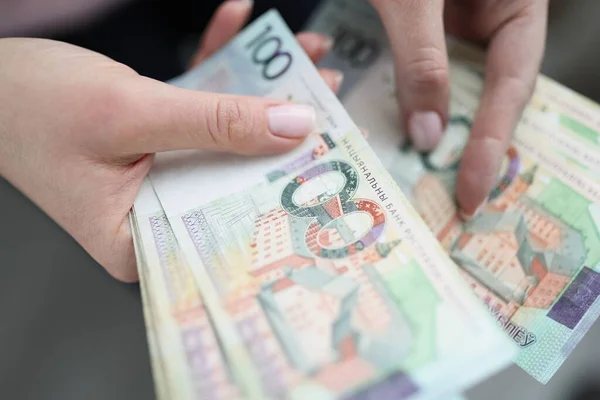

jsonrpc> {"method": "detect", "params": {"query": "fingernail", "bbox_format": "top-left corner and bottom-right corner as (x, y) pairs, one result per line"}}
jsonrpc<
(268, 105), (317, 138)
(409, 111), (443, 151)
(333, 70), (344, 92)
(229, 0), (253, 8)
(458, 199), (488, 223)
(321, 36), (334, 53)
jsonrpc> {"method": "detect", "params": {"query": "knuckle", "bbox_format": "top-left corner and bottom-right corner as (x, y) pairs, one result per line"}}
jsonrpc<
(404, 47), (449, 90)
(210, 98), (255, 145)
(94, 80), (131, 119)
(103, 258), (139, 283)
(86, 80), (133, 140)
(100, 221), (139, 283)
(497, 76), (535, 106)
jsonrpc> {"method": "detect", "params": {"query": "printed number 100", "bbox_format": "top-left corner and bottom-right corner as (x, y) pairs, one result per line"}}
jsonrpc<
(245, 24), (293, 80)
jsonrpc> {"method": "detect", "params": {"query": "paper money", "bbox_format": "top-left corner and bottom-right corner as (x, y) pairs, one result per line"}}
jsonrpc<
(307, 0), (600, 382)
(133, 204), (473, 400)
(148, 9), (516, 400)
(338, 47), (600, 383)
(131, 212), (171, 400)
(528, 76), (600, 179)
(304, 0), (387, 98)
(154, 127), (515, 400)
(133, 179), (243, 400)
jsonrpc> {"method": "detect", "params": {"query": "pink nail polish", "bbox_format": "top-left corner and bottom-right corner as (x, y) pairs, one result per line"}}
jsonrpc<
(268, 105), (316, 138)
(228, 0), (253, 8)
(409, 111), (443, 151)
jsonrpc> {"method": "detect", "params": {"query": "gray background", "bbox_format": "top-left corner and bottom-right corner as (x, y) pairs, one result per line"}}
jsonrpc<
(1, 0), (600, 399)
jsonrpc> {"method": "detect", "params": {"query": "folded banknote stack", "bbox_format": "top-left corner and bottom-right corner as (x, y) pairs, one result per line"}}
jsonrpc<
(130, 2), (600, 399)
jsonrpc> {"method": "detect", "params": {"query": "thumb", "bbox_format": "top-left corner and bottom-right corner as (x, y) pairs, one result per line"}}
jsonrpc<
(114, 77), (317, 156)
(371, 0), (449, 152)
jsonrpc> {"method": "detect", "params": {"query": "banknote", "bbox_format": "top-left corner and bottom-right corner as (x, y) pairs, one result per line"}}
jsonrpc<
(132, 187), (474, 400)
(307, 0), (600, 382)
(134, 207), (472, 400)
(149, 9), (516, 400)
(528, 76), (600, 179)
(152, 119), (514, 400)
(131, 212), (171, 400)
(340, 49), (600, 383)
(304, 0), (387, 98)
(132, 180), (241, 400)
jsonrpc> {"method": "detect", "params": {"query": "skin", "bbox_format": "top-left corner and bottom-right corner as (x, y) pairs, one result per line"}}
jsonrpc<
(0, 0), (341, 282)
(369, 0), (549, 218)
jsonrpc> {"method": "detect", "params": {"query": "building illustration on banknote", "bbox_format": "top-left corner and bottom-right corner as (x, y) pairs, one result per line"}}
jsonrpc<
(181, 193), (424, 397)
(248, 204), (411, 368)
(389, 113), (600, 368)
(451, 166), (585, 320)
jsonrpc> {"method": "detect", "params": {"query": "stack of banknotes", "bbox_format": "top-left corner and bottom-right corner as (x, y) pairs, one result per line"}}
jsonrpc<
(130, 2), (600, 399)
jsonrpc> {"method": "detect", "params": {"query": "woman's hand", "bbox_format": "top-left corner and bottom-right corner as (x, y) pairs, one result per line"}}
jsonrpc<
(0, 0), (341, 282)
(369, 0), (549, 219)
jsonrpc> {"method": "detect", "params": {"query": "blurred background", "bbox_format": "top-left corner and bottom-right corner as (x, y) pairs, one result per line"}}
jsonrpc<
(1, 0), (600, 399)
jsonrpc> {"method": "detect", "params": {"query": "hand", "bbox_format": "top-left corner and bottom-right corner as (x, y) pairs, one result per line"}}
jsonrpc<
(0, 0), (341, 282)
(369, 0), (548, 219)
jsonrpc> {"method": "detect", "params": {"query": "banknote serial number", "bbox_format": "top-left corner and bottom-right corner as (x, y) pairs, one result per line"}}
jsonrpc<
(245, 24), (292, 80)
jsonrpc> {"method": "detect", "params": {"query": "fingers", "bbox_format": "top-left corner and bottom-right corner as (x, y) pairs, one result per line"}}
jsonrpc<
(193, 29), (333, 68)
(371, 0), (449, 151)
(189, 1), (332, 68)
(296, 32), (334, 64)
(319, 68), (344, 94)
(456, 1), (548, 219)
(190, 0), (253, 67)
(115, 77), (317, 156)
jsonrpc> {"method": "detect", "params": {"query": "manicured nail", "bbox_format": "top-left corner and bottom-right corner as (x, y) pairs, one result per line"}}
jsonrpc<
(228, 0), (253, 9)
(333, 70), (344, 93)
(458, 199), (488, 223)
(321, 36), (334, 53)
(268, 105), (317, 138)
(409, 111), (443, 151)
